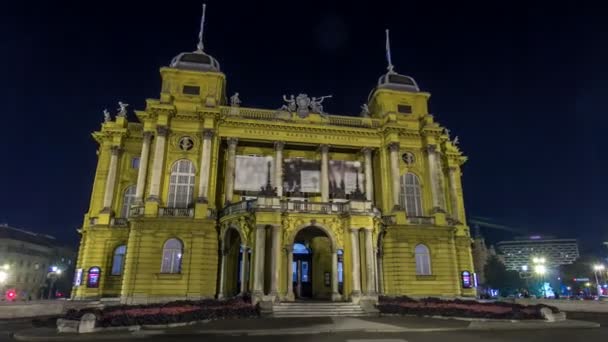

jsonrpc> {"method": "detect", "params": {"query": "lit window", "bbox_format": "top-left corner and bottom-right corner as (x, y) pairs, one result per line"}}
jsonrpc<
(161, 239), (183, 274)
(131, 157), (140, 169)
(400, 173), (423, 216)
(111, 245), (127, 276)
(120, 185), (137, 218)
(167, 160), (196, 208)
(415, 244), (431, 275)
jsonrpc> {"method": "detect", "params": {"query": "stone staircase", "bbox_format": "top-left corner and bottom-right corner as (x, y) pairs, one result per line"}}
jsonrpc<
(271, 301), (372, 318)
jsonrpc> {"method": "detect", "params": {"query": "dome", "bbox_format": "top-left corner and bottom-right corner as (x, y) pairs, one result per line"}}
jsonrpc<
(377, 71), (419, 92)
(170, 49), (221, 72)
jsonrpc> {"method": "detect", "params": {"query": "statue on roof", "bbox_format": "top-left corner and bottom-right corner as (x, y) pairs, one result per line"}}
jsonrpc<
(444, 128), (451, 138)
(280, 94), (296, 112)
(360, 104), (370, 117)
(117, 101), (129, 117)
(310, 95), (332, 114)
(295, 94), (311, 114)
(452, 136), (460, 146)
(103, 109), (111, 123)
(230, 92), (241, 107)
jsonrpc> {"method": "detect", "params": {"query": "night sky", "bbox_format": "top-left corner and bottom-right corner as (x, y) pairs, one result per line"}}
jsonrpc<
(1, 1), (606, 252)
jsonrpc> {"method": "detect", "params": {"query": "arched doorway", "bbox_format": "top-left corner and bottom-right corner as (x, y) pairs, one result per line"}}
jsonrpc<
(221, 228), (250, 297)
(291, 226), (340, 300)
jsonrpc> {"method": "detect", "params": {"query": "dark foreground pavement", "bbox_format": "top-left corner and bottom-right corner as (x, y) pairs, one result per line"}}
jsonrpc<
(3, 312), (607, 342)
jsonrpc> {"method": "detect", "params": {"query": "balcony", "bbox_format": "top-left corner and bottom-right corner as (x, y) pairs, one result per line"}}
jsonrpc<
(129, 205), (144, 217)
(407, 216), (435, 225)
(220, 197), (377, 219)
(112, 218), (129, 226)
(158, 207), (194, 217)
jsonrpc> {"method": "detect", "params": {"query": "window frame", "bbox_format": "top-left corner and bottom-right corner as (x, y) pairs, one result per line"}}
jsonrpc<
(167, 160), (196, 209)
(160, 238), (183, 274)
(110, 245), (127, 276)
(120, 185), (137, 218)
(400, 173), (424, 216)
(414, 244), (432, 275)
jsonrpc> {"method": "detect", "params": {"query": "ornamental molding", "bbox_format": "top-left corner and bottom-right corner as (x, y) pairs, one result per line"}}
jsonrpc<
(221, 120), (381, 138)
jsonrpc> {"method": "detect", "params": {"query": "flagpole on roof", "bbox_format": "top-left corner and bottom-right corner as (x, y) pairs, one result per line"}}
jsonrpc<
(385, 29), (394, 73)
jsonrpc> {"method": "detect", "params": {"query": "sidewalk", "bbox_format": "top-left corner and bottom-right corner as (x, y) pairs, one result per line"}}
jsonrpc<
(12, 316), (601, 341)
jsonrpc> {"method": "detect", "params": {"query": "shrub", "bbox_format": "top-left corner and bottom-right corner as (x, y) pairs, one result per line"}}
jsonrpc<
(377, 296), (559, 320)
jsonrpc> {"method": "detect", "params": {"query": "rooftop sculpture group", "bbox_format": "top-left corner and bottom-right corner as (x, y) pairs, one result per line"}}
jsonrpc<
(280, 93), (332, 118)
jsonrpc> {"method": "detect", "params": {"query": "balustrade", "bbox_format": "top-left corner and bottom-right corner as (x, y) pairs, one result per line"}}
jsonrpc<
(158, 207), (194, 217)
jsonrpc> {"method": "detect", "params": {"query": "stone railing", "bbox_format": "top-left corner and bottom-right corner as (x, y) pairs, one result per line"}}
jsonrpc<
(158, 207), (194, 218)
(112, 218), (129, 226)
(129, 205), (144, 217)
(220, 198), (376, 218)
(220, 106), (381, 129)
(407, 216), (435, 225)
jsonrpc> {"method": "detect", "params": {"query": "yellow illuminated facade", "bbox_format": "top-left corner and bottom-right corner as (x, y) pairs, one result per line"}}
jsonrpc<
(73, 20), (475, 305)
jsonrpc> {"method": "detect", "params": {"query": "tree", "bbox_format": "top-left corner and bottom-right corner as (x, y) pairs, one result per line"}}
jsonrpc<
(484, 255), (524, 296)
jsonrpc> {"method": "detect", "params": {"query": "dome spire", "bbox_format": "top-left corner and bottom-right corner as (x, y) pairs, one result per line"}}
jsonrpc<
(197, 4), (207, 52)
(385, 29), (395, 73)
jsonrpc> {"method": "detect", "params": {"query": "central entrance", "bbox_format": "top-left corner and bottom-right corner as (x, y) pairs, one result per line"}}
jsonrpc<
(292, 226), (342, 300)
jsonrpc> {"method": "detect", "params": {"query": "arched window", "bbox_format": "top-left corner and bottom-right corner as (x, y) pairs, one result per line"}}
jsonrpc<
(415, 244), (431, 275)
(110, 245), (127, 275)
(400, 173), (423, 216)
(120, 185), (137, 218)
(167, 160), (196, 208)
(160, 238), (183, 274)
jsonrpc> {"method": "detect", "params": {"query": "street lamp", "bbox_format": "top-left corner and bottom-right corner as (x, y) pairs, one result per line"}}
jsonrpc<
(593, 264), (605, 297)
(46, 266), (63, 299)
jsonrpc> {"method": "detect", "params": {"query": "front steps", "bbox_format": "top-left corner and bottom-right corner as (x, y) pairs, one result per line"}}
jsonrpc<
(271, 301), (373, 318)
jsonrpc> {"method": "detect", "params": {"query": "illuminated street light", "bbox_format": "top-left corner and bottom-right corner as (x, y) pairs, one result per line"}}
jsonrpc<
(534, 264), (547, 275)
(521, 265), (528, 272)
(593, 264), (606, 297)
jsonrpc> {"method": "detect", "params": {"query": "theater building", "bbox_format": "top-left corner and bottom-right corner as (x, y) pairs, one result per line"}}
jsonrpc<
(72, 15), (475, 305)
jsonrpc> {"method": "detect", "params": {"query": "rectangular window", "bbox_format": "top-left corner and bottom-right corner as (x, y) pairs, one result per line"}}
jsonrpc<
(131, 157), (140, 169)
(397, 104), (412, 114)
(182, 85), (200, 95)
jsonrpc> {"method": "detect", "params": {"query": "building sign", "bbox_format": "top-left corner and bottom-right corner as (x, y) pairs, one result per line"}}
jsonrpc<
(461, 271), (472, 288)
(73, 268), (83, 287)
(87, 267), (101, 288)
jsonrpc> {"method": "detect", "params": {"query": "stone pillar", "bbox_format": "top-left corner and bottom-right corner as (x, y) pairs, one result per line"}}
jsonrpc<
(362, 148), (374, 202)
(269, 225), (281, 297)
(147, 126), (169, 202)
(101, 146), (121, 213)
(197, 129), (214, 202)
(388, 142), (401, 210)
(349, 228), (361, 298)
(364, 229), (376, 295)
(426, 145), (446, 212)
(331, 249), (340, 301)
(217, 246), (227, 299)
(274, 142), (284, 197)
(240, 247), (249, 294)
(224, 138), (238, 204)
(252, 225), (266, 299)
(285, 246), (294, 300)
(377, 248), (384, 294)
(448, 167), (460, 222)
(320, 144), (329, 202)
(134, 132), (152, 204)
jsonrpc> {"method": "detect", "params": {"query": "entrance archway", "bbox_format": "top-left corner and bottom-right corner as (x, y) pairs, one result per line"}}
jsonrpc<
(221, 227), (250, 297)
(290, 226), (341, 300)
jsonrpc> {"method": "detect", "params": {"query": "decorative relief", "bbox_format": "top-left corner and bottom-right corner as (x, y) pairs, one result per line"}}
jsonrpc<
(178, 136), (195, 151)
(401, 151), (415, 165)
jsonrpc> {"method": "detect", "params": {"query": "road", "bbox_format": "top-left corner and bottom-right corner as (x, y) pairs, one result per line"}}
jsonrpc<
(1, 312), (607, 342)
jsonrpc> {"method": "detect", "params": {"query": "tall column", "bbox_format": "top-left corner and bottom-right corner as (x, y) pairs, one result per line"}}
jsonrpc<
(426, 145), (446, 212)
(377, 248), (384, 294)
(101, 146), (121, 213)
(269, 225), (281, 297)
(388, 142), (401, 210)
(240, 247), (249, 294)
(252, 225), (266, 298)
(224, 138), (238, 204)
(349, 228), (361, 297)
(320, 144), (329, 202)
(362, 148), (374, 202)
(197, 129), (214, 202)
(448, 167), (460, 222)
(274, 142), (284, 197)
(285, 246), (294, 300)
(331, 249), (340, 300)
(147, 126), (169, 202)
(134, 132), (152, 204)
(364, 229), (376, 295)
(217, 246), (227, 299)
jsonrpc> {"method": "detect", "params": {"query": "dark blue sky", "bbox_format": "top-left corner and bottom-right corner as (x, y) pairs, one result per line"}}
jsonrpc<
(1, 1), (606, 251)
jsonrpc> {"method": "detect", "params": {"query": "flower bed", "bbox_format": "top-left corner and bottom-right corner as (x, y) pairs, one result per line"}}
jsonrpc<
(377, 296), (559, 320)
(63, 297), (258, 327)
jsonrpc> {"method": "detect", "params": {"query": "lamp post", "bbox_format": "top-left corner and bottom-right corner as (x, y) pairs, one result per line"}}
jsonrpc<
(533, 257), (547, 298)
(47, 266), (62, 299)
(593, 264), (605, 297)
